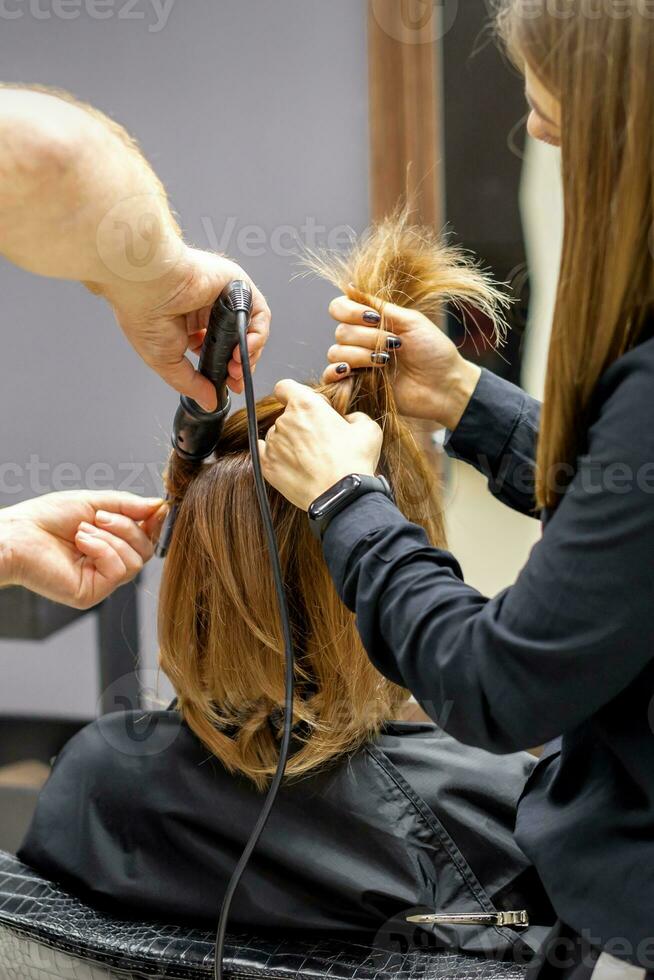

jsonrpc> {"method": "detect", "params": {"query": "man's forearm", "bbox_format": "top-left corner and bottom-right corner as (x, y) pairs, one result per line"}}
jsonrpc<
(0, 86), (184, 295)
(0, 518), (16, 589)
(0, 84), (271, 410)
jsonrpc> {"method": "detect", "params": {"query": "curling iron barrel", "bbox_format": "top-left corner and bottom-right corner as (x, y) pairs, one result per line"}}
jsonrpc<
(156, 280), (253, 559)
(172, 280), (253, 461)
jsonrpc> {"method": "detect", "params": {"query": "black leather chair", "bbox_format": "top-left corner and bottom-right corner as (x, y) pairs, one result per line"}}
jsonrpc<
(0, 851), (527, 980)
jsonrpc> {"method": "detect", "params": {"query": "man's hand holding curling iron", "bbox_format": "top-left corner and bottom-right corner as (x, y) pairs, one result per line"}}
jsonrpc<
(0, 87), (271, 412)
(260, 380), (383, 511)
(105, 248), (271, 411)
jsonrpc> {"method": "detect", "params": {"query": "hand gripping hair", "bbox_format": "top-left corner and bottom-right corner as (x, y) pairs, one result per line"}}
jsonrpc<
(158, 211), (507, 790)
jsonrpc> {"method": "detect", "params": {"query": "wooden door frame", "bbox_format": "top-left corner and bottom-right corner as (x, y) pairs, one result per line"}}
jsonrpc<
(368, 1), (446, 465)
(368, 0), (445, 228)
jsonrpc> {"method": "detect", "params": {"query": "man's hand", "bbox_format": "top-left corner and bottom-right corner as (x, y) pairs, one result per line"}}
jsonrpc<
(260, 380), (383, 511)
(0, 491), (166, 610)
(104, 247), (271, 412)
(0, 88), (271, 412)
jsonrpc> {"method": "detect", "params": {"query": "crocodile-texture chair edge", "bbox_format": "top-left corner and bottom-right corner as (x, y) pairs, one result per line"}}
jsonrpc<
(0, 851), (528, 980)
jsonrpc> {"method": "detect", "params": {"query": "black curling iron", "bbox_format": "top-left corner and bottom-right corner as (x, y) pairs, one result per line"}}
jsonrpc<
(156, 280), (296, 980)
(156, 279), (253, 557)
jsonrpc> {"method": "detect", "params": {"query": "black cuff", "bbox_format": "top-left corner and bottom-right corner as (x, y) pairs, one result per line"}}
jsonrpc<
(446, 368), (529, 472)
(322, 493), (405, 599)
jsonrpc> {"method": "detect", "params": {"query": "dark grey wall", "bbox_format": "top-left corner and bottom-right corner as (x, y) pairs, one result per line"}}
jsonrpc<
(0, 0), (369, 717)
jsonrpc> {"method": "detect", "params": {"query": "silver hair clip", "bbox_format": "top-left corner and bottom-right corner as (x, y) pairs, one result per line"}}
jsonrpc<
(406, 910), (530, 928)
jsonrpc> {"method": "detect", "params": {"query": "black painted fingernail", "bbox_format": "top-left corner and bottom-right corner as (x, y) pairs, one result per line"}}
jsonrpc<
(371, 351), (390, 365)
(363, 311), (381, 325)
(386, 336), (402, 350)
(336, 363), (349, 375)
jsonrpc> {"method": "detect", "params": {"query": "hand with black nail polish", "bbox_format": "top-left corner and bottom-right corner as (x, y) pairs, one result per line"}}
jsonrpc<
(324, 293), (482, 430)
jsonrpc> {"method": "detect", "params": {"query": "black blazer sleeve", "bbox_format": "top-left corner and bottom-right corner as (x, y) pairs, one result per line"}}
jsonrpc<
(322, 344), (654, 754)
(446, 368), (541, 518)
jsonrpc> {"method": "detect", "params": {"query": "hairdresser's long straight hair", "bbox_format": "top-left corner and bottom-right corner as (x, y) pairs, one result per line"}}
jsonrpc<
(497, 1), (654, 509)
(159, 213), (506, 789)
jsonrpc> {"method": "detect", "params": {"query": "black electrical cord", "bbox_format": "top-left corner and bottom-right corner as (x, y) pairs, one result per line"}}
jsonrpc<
(213, 311), (296, 980)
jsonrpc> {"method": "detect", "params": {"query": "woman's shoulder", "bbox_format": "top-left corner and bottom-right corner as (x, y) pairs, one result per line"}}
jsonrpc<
(43, 712), (535, 821)
(376, 721), (535, 791)
(592, 332), (654, 454)
(373, 723), (535, 831)
(602, 329), (654, 387)
(372, 723), (537, 906)
(45, 709), (214, 794)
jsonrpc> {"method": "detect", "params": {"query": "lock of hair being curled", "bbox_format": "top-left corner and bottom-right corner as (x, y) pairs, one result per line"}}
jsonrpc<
(159, 210), (507, 789)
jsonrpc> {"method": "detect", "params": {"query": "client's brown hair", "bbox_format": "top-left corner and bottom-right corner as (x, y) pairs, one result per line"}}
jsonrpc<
(159, 213), (506, 789)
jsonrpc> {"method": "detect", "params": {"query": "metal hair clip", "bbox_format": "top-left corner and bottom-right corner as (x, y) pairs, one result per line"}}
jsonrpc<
(406, 910), (530, 929)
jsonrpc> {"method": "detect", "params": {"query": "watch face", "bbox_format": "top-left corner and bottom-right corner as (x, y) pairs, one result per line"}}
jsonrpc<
(309, 475), (362, 520)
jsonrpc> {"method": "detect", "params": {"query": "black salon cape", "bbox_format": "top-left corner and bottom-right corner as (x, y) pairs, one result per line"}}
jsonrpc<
(20, 713), (551, 957)
(322, 337), (654, 967)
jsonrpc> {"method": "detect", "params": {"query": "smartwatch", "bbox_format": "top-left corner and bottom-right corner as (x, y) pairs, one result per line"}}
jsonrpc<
(308, 474), (394, 541)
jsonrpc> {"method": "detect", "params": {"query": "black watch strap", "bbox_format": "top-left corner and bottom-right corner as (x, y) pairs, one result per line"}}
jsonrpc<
(307, 474), (394, 541)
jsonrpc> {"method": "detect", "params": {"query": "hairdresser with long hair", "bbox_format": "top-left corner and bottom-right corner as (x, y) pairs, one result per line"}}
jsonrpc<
(262, 4), (654, 978)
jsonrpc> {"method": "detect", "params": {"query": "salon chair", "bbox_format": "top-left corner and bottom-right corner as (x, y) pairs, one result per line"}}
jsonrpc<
(0, 583), (141, 852)
(0, 851), (527, 980)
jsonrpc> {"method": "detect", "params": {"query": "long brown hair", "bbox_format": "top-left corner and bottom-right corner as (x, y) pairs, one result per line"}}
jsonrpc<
(497, 1), (654, 509)
(159, 214), (506, 789)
